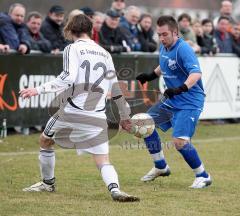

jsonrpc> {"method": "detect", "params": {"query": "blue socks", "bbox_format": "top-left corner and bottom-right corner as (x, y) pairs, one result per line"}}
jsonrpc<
(144, 129), (167, 170)
(144, 129), (161, 154)
(178, 143), (209, 178)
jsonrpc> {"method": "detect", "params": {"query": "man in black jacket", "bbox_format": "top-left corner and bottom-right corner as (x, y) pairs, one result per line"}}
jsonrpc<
(27, 11), (51, 53)
(137, 14), (157, 52)
(231, 23), (240, 57)
(99, 9), (129, 53)
(40, 5), (68, 54)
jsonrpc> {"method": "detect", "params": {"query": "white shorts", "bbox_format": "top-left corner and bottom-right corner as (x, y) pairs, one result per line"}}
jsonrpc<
(43, 113), (109, 155)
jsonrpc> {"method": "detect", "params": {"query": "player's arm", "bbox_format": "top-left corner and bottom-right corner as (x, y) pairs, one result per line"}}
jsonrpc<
(184, 72), (201, 89)
(107, 54), (132, 131)
(136, 65), (161, 85)
(163, 44), (202, 99)
(19, 45), (78, 99)
(112, 83), (132, 132)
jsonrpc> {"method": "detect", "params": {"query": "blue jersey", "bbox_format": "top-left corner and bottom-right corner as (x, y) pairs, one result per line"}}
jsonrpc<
(159, 38), (205, 110)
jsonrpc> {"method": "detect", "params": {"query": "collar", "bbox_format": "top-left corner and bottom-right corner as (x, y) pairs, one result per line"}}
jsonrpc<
(74, 38), (93, 43)
(164, 37), (183, 51)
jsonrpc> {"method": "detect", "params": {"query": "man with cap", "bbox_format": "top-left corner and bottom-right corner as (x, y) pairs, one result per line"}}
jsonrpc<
(99, 9), (129, 53)
(40, 5), (68, 53)
(80, 6), (95, 19)
(111, 0), (126, 15)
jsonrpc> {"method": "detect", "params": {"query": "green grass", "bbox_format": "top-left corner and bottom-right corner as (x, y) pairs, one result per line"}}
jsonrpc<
(0, 123), (240, 216)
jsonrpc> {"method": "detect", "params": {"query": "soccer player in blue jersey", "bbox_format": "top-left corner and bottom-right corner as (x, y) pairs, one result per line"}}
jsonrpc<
(136, 15), (212, 188)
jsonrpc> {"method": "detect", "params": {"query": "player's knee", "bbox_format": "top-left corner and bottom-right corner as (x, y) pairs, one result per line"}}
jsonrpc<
(93, 154), (110, 169)
(39, 134), (54, 149)
(173, 138), (188, 150)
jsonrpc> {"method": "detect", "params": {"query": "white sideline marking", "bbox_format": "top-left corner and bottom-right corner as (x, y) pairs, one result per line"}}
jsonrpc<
(0, 136), (240, 157)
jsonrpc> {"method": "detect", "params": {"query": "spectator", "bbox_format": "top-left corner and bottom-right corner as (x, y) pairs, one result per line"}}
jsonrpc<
(199, 19), (218, 55)
(178, 13), (201, 53)
(99, 9), (129, 53)
(67, 9), (83, 22)
(26, 12), (51, 53)
(92, 12), (104, 43)
(137, 14), (157, 52)
(214, 16), (233, 53)
(120, 5), (141, 51)
(231, 23), (240, 57)
(40, 5), (68, 54)
(80, 6), (95, 20)
(111, 0), (126, 22)
(0, 3), (31, 54)
(65, 10), (84, 41)
(213, 0), (235, 29)
(111, 0), (126, 15)
(0, 37), (10, 53)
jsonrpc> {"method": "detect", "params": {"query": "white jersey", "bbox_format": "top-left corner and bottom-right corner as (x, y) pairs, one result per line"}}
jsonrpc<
(36, 39), (118, 117)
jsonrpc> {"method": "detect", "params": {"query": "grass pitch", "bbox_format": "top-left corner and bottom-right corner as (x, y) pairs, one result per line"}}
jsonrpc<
(0, 123), (240, 216)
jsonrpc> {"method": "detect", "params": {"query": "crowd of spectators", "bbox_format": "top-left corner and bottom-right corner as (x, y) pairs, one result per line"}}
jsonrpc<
(0, 0), (239, 56)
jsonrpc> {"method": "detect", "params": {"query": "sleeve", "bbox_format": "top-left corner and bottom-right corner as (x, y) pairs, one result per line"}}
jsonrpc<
(36, 44), (79, 94)
(107, 54), (120, 96)
(0, 16), (19, 49)
(107, 53), (131, 120)
(36, 34), (52, 53)
(178, 42), (201, 74)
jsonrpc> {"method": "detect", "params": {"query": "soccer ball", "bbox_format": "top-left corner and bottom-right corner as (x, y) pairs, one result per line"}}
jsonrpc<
(131, 113), (155, 138)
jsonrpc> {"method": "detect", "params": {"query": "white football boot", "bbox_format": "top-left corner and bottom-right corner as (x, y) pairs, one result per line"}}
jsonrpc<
(189, 175), (212, 189)
(141, 165), (171, 182)
(23, 181), (55, 192)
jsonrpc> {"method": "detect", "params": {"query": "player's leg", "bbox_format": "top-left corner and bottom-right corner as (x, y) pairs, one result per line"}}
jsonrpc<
(141, 102), (172, 182)
(172, 109), (211, 188)
(93, 154), (140, 202)
(23, 116), (58, 192)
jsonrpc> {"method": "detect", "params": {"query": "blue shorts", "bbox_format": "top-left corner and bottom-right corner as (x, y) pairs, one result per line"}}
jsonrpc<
(147, 101), (201, 139)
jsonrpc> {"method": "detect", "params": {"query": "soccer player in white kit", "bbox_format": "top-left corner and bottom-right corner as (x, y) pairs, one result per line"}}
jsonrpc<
(20, 14), (139, 202)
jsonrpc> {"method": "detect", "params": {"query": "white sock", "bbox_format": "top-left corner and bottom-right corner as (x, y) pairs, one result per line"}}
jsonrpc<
(100, 164), (120, 192)
(39, 148), (55, 181)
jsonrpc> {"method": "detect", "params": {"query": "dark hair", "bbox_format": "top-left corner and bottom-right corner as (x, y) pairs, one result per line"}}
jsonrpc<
(64, 14), (93, 39)
(201, 18), (213, 26)
(139, 13), (152, 22)
(157, 15), (178, 32)
(178, 13), (192, 23)
(217, 15), (230, 23)
(27, 11), (42, 21)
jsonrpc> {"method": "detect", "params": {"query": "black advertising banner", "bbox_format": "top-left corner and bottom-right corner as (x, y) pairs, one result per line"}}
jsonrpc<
(0, 53), (158, 127)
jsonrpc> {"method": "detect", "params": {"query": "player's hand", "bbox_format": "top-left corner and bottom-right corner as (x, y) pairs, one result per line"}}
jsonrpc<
(19, 88), (38, 99)
(120, 119), (132, 132)
(51, 49), (60, 55)
(0, 44), (10, 53)
(136, 71), (158, 85)
(163, 84), (188, 98)
(18, 44), (28, 54)
(136, 73), (149, 85)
